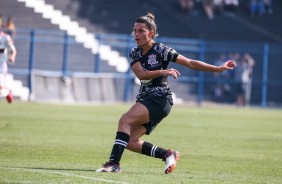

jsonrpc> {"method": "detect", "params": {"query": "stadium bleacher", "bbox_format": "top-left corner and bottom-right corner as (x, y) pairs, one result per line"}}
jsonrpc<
(44, 0), (282, 43)
(1, 0), (281, 42)
(0, 0), (281, 105)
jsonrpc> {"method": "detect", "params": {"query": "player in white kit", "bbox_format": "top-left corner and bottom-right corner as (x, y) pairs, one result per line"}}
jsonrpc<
(0, 16), (17, 103)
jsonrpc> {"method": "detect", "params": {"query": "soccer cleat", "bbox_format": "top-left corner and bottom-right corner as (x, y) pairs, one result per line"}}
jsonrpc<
(6, 90), (13, 103)
(96, 161), (121, 173)
(163, 149), (180, 174)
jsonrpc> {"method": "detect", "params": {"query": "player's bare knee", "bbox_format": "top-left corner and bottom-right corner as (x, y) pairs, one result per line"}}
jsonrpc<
(128, 137), (139, 145)
(126, 138), (140, 150)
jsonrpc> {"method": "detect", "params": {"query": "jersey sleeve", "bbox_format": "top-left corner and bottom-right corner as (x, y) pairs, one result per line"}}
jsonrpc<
(163, 46), (179, 63)
(129, 47), (140, 67)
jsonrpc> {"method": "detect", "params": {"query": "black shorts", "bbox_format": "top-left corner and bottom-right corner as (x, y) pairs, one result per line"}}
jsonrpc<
(137, 95), (173, 135)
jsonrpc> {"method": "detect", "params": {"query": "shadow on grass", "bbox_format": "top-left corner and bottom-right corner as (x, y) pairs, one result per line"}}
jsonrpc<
(19, 167), (97, 172)
(5, 167), (169, 175)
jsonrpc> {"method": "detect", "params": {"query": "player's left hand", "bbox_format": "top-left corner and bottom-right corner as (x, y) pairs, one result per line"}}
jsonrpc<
(166, 68), (181, 79)
(218, 60), (236, 72)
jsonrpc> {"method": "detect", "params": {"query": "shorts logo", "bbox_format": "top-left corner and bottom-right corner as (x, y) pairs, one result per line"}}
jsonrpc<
(148, 54), (157, 65)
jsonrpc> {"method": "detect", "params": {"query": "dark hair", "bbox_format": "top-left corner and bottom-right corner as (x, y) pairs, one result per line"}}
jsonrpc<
(135, 12), (158, 38)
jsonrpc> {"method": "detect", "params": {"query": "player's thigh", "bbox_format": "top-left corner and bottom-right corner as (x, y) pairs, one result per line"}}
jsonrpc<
(120, 102), (149, 126)
(0, 74), (5, 87)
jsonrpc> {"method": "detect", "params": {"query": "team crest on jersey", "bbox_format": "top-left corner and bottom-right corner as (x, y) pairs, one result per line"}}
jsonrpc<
(148, 54), (157, 65)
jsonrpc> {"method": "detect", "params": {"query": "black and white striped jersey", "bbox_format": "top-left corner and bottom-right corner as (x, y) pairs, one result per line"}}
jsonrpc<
(129, 42), (179, 100)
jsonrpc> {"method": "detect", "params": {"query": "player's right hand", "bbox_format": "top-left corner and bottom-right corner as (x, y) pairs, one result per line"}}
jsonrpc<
(9, 56), (15, 63)
(165, 68), (181, 79)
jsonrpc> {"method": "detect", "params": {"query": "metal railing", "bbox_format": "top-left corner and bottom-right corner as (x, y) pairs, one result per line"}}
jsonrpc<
(9, 28), (282, 107)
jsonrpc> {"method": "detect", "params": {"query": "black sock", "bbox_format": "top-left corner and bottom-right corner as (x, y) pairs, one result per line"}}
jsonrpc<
(109, 131), (130, 164)
(141, 141), (167, 159)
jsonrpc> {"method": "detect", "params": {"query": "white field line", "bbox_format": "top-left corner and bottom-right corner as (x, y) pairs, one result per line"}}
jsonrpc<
(0, 167), (128, 184)
(0, 180), (39, 184)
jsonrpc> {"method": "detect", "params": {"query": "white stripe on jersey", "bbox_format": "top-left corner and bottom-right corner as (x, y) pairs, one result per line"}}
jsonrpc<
(164, 48), (169, 61)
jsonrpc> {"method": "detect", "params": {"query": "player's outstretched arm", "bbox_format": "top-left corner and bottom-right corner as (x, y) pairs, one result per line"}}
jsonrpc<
(9, 50), (16, 63)
(176, 54), (236, 73)
(7, 38), (17, 63)
(132, 62), (180, 80)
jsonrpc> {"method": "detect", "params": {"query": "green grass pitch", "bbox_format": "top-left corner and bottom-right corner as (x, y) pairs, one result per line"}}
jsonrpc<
(0, 102), (281, 184)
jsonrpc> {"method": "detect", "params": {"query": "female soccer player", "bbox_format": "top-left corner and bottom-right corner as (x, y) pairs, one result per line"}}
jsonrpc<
(96, 12), (236, 174)
(0, 15), (16, 103)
